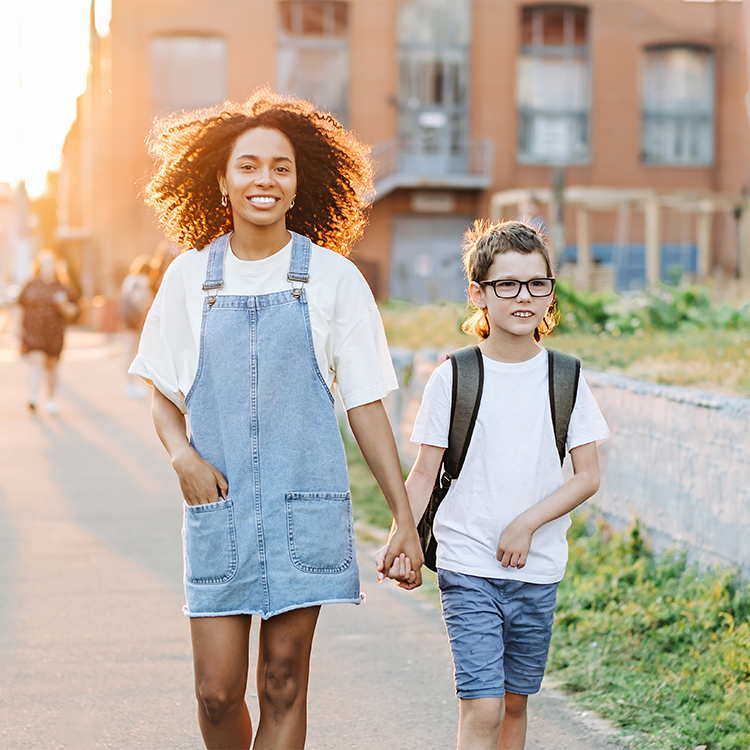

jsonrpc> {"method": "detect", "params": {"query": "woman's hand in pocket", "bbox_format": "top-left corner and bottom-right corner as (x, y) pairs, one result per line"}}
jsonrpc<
(171, 446), (228, 506)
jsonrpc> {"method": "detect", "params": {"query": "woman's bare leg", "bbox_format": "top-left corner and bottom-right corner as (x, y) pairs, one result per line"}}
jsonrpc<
(254, 606), (320, 750)
(45, 354), (59, 401)
(26, 351), (45, 408)
(191, 614), (253, 750)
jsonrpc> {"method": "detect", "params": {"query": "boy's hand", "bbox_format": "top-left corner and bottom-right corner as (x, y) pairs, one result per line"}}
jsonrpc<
(376, 545), (421, 589)
(496, 518), (533, 569)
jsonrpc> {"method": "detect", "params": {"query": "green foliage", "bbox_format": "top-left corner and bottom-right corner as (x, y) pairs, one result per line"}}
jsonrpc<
(550, 513), (750, 749)
(344, 436), (395, 530)
(555, 280), (750, 338)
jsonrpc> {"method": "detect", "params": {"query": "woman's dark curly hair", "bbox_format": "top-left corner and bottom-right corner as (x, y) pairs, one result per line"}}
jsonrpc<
(144, 88), (374, 255)
(462, 219), (559, 342)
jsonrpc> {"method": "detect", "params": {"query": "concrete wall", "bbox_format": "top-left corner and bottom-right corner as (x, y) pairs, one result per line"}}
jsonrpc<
(386, 351), (750, 578)
(585, 370), (750, 579)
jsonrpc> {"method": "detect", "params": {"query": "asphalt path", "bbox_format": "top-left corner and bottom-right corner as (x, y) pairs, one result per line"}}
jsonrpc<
(0, 327), (625, 749)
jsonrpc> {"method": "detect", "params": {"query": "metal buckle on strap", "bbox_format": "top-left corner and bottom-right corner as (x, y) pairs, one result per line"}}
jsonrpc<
(202, 281), (224, 306)
(287, 273), (309, 299)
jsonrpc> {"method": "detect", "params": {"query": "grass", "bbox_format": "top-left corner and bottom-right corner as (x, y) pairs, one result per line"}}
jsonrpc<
(550, 514), (750, 750)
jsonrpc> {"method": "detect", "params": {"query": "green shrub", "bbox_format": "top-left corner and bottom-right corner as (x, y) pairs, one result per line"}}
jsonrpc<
(550, 513), (750, 749)
(554, 280), (750, 338)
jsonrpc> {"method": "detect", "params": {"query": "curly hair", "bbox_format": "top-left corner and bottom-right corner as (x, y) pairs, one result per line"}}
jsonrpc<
(462, 219), (558, 342)
(144, 88), (374, 255)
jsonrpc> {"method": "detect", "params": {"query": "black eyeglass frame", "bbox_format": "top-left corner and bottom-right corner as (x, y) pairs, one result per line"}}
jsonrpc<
(478, 277), (556, 299)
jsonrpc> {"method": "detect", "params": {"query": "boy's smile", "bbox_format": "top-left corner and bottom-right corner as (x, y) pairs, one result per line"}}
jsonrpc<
(470, 250), (553, 357)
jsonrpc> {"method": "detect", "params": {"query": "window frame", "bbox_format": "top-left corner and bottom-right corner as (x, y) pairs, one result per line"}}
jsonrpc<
(276, 1), (350, 126)
(640, 43), (715, 167)
(516, 4), (592, 166)
(148, 34), (228, 117)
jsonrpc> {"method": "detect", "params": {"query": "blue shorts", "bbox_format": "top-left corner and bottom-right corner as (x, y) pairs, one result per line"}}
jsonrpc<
(438, 569), (559, 700)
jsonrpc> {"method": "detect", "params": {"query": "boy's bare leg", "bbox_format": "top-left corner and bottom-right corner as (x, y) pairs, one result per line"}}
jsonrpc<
(457, 697), (504, 750)
(254, 606), (320, 750)
(191, 614), (253, 750)
(497, 692), (528, 750)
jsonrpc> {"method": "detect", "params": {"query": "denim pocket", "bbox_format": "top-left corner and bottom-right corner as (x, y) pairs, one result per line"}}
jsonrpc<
(286, 491), (353, 573)
(183, 498), (238, 584)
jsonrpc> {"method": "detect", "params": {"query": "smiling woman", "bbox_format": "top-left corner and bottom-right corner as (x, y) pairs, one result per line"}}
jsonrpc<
(144, 88), (372, 254)
(132, 88), (422, 749)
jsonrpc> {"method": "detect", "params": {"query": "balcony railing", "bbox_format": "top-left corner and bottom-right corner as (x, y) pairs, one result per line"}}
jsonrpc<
(371, 138), (494, 199)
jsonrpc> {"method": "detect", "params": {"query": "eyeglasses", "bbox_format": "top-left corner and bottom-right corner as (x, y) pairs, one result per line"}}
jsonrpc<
(479, 278), (556, 299)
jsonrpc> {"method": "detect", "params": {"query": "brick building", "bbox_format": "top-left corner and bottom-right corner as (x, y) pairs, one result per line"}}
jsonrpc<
(58, 0), (750, 304)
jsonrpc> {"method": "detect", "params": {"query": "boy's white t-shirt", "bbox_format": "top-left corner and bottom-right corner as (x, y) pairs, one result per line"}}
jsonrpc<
(410, 348), (611, 584)
(129, 237), (398, 413)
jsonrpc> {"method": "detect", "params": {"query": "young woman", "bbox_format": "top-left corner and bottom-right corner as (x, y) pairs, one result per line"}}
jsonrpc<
(18, 250), (79, 414)
(130, 90), (422, 750)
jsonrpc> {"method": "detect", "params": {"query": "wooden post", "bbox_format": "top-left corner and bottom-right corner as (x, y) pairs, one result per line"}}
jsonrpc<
(575, 207), (591, 288)
(696, 205), (713, 281)
(549, 166), (566, 267)
(740, 198), (750, 281)
(644, 195), (661, 287)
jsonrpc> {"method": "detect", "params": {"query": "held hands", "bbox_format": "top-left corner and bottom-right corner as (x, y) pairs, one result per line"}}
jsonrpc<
(171, 446), (228, 506)
(375, 523), (424, 589)
(496, 517), (534, 569)
(375, 545), (422, 589)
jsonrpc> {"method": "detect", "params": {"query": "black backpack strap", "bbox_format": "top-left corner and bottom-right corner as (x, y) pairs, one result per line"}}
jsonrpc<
(547, 349), (581, 465)
(443, 345), (484, 480)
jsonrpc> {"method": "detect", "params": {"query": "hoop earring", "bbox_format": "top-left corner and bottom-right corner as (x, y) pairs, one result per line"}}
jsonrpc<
(289, 195), (296, 210)
(221, 193), (228, 208)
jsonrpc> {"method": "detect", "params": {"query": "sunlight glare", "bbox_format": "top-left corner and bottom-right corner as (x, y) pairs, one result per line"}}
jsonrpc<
(0, 0), (94, 197)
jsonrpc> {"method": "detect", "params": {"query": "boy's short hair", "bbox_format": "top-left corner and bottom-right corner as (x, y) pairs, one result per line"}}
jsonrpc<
(461, 220), (558, 342)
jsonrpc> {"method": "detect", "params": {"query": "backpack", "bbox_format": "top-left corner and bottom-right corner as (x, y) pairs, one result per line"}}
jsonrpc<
(416, 346), (581, 572)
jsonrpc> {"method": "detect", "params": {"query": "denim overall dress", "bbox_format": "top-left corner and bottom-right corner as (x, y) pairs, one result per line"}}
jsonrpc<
(182, 232), (361, 618)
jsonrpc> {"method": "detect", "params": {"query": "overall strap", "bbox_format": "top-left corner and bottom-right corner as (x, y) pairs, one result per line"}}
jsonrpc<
(547, 349), (581, 465)
(202, 234), (229, 305)
(287, 232), (311, 298)
(443, 345), (484, 480)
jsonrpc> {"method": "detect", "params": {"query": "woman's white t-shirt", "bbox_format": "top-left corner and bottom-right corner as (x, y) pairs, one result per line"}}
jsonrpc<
(410, 348), (611, 584)
(130, 237), (398, 413)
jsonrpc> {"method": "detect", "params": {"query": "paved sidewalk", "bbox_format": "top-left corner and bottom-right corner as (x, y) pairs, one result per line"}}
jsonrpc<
(0, 328), (625, 749)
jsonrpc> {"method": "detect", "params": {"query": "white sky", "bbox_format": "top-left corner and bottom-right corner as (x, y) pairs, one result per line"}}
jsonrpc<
(0, 0), (111, 198)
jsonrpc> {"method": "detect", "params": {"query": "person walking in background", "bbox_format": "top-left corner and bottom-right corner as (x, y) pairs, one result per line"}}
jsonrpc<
(120, 254), (154, 398)
(129, 89), (422, 750)
(379, 221), (610, 750)
(17, 249), (79, 415)
(148, 238), (181, 294)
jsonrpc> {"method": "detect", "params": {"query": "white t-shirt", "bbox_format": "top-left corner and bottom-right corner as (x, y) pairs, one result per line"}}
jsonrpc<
(410, 348), (611, 584)
(130, 237), (398, 413)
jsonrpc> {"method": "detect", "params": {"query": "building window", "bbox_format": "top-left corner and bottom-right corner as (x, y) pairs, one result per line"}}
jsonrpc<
(149, 36), (227, 115)
(398, 0), (471, 168)
(517, 5), (590, 164)
(277, 2), (349, 126)
(641, 45), (714, 166)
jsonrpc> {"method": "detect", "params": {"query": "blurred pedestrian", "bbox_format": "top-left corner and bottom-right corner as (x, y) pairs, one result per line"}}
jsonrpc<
(17, 250), (79, 414)
(120, 254), (154, 398)
(130, 89), (421, 749)
(148, 238), (181, 294)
